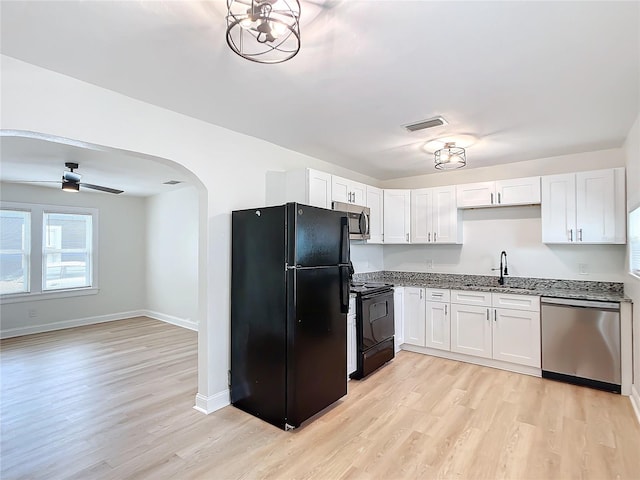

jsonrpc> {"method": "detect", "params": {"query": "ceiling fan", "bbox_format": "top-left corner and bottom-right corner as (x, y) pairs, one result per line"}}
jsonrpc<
(59, 162), (123, 194)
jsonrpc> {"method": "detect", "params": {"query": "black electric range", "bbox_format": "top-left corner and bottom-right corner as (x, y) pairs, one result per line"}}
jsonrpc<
(350, 281), (394, 296)
(349, 281), (395, 379)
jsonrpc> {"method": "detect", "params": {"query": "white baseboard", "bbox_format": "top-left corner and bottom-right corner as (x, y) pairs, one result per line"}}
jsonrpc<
(194, 390), (230, 414)
(144, 310), (198, 331)
(1, 309), (197, 339)
(631, 385), (640, 426)
(0, 310), (147, 339)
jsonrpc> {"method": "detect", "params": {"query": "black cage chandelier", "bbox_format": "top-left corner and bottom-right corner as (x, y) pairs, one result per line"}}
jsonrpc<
(226, 0), (301, 64)
(434, 142), (467, 170)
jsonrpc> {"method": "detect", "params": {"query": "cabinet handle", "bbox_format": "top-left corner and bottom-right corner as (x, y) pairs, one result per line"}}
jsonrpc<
(498, 192), (501, 204)
(445, 304), (448, 315)
(420, 290), (423, 299)
(578, 228), (583, 242)
(486, 309), (490, 321)
(569, 229), (573, 242)
(406, 233), (409, 242)
(428, 232), (431, 242)
(494, 310), (497, 322)
(434, 232), (437, 242)
(490, 193), (494, 204)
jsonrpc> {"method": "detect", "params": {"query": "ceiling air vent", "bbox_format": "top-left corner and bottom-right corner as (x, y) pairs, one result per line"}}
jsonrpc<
(163, 180), (183, 185)
(403, 116), (448, 133)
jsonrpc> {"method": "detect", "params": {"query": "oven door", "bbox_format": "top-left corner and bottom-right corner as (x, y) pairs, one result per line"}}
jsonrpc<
(359, 290), (394, 350)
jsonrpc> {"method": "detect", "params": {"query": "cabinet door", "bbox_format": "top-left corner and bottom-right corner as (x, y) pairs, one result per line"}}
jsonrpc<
(366, 185), (384, 244)
(393, 287), (405, 352)
(350, 181), (367, 207)
(331, 175), (351, 204)
(541, 173), (576, 243)
(383, 189), (411, 244)
(576, 169), (616, 243)
(495, 177), (541, 205)
(450, 304), (492, 358)
(410, 188), (431, 243)
(492, 308), (540, 367)
(403, 287), (426, 346)
(425, 301), (450, 351)
(307, 169), (332, 209)
(456, 182), (495, 208)
(432, 186), (460, 244)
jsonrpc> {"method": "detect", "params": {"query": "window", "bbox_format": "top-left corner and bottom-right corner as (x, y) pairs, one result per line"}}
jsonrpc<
(0, 210), (31, 294)
(43, 213), (93, 290)
(630, 204), (640, 279)
(0, 202), (98, 301)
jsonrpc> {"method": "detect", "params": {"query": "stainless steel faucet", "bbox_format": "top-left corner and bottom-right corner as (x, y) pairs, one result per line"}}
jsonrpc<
(492, 251), (509, 285)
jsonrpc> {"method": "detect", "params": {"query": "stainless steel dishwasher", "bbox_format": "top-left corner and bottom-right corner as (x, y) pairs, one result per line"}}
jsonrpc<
(541, 297), (621, 393)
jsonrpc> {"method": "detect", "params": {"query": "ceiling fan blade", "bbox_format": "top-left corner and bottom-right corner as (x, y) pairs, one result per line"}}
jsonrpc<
(81, 183), (124, 194)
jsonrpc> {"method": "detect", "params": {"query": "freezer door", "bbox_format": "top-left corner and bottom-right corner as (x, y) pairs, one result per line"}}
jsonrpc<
(287, 203), (350, 267)
(287, 266), (347, 427)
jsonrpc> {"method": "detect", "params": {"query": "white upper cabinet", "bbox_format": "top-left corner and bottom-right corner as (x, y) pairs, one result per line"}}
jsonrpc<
(411, 186), (461, 244)
(383, 189), (411, 244)
(541, 168), (625, 244)
(332, 175), (367, 207)
(366, 185), (384, 244)
(456, 177), (541, 208)
(267, 168), (332, 209)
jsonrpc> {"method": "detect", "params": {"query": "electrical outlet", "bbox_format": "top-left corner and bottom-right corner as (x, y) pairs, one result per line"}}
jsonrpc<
(426, 259), (433, 269)
(28, 309), (37, 318)
(579, 263), (588, 275)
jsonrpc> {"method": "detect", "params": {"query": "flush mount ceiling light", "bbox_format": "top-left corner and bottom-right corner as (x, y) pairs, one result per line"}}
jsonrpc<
(226, 0), (301, 64)
(434, 142), (467, 170)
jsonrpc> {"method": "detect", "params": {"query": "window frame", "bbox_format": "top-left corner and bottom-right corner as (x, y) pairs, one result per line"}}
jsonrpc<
(0, 208), (31, 295)
(0, 201), (99, 304)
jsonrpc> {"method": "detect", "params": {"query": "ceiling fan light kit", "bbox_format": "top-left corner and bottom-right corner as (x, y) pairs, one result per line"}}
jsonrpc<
(61, 181), (80, 192)
(434, 142), (467, 170)
(226, 0), (301, 64)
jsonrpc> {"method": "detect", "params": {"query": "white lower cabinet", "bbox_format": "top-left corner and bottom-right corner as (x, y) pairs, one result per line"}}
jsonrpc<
(450, 290), (541, 368)
(347, 297), (357, 378)
(491, 294), (541, 368)
(425, 289), (451, 351)
(450, 303), (492, 359)
(403, 287), (426, 346)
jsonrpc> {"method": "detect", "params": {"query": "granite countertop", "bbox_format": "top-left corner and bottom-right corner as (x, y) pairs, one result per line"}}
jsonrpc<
(354, 271), (631, 303)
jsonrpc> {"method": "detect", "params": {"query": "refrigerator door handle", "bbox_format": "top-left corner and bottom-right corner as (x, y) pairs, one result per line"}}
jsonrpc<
(339, 265), (350, 314)
(340, 216), (350, 264)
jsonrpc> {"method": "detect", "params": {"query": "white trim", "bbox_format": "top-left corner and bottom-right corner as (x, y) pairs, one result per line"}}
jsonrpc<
(194, 390), (230, 414)
(401, 344), (542, 377)
(0, 309), (146, 339)
(144, 310), (198, 331)
(1, 287), (99, 304)
(0, 309), (196, 338)
(631, 385), (640, 426)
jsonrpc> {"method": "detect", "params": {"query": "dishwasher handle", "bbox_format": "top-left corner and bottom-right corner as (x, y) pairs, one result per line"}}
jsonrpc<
(541, 296), (619, 311)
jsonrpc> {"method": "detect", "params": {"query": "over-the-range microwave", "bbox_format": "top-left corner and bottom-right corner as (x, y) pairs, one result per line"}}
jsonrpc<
(332, 201), (370, 240)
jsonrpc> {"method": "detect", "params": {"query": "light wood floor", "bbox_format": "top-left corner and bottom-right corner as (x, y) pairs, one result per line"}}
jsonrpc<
(2, 317), (639, 480)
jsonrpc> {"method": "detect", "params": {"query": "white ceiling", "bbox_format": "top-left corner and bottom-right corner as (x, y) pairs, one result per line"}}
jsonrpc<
(1, 1), (639, 194)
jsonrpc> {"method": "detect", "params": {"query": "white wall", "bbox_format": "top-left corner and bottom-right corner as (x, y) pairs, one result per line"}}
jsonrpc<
(146, 187), (198, 329)
(0, 55), (378, 412)
(0, 182), (147, 336)
(382, 148), (626, 189)
(623, 113), (640, 409)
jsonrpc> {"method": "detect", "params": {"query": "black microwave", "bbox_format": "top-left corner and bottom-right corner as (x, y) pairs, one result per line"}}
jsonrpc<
(332, 201), (370, 240)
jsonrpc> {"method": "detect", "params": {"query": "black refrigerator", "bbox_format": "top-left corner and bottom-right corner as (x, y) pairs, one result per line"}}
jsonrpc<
(231, 203), (351, 430)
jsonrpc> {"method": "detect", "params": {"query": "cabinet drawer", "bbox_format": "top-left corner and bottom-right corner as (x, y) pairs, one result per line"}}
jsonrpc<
(450, 290), (491, 306)
(425, 288), (450, 303)
(492, 293), (540, 312)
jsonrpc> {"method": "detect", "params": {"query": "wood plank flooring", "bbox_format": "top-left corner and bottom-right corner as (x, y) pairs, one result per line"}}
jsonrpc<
(2, 317), (639, 479)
